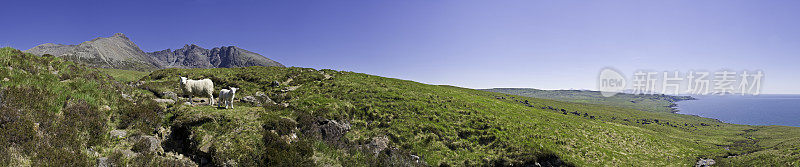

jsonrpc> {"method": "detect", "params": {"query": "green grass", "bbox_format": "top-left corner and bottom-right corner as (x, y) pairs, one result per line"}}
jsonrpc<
(0, 47), (165, 166)
(0, 48), (193, 166)
(98, 68), (150, 83)
(2, 47), (800, 166)
(137, 66), (800, 166)
(483, 88), (695, 113)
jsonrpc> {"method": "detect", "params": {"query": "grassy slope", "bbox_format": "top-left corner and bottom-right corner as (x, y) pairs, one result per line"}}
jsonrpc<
(483, 88), (694, 113)
(2, 47), (800, 166)
(0, 48), (178, 166)
(138, 67), (800, 166)
(98, 68), (150, 83)
(483, 88), (800, 165)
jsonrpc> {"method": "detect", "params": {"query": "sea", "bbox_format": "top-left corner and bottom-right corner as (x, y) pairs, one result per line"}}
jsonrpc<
(676, 94), (800, 127)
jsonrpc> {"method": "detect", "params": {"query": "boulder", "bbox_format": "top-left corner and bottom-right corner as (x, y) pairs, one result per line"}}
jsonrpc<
(121, 93), (133, 101)
(117, 149), (137, 158)
(153, 98), (175, 104)
(131, 135), (163, 153)
(96, 157), (110, 167)
(198, 134), (213, 153)
(164, 152), (198, 167)
(369, 136), (390, 154)
(161, 91), (178, 100)
(318, 119), (351, 143)
(240, 91), (275, 107)
(696, 158), (715, 167)
(241, 96), (259, 106)
(110, 130), (127, 139)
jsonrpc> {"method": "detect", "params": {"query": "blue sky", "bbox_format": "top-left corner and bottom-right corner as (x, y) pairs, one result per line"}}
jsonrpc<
(2, 0), (799, 94)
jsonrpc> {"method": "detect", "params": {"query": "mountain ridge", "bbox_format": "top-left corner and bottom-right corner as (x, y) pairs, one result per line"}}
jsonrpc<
(24, 33), (283, 70)
(25, 33), (162, 70)
(148, 44), (284, 69)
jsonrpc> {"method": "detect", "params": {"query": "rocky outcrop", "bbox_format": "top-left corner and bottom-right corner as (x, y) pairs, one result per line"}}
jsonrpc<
(131, 135), (164, 153)
(696, 158), (715, 167)
(148, 44), (284, 69)
(23, 43), (75, 58)
(160, 91), (178, 101)
(240, 92), (275, 107)
(368, 136), (390, 154)
(25, 33), (162, 71)
(109, 130), (127, 139)
(153, 99), (176, 104)
(318, 119), (351, 143)
(25, 33), (284, 71)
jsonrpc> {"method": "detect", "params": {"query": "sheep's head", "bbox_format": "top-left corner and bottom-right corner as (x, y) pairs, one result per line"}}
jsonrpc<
(230, 87), (239, 93)
(179, 76), (187, 85)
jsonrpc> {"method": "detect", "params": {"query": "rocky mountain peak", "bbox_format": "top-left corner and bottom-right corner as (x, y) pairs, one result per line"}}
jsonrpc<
(183, 44), (198, 48)
(25, 33), (283, 70)
(112, 33), (126, 38)
(25, 33), (161, 70)
(150, 44), (283, 69)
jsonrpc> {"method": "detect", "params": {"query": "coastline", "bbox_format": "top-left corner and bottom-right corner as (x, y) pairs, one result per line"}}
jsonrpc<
(672, 95), (800, 127)
(667, 95), (696, 114)
(671, 97), (728, 124)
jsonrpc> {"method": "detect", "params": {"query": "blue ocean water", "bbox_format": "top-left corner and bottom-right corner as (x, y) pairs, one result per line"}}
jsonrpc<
(676, 94), (800, 127)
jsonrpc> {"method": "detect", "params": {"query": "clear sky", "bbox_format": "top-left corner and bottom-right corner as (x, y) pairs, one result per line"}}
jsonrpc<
(2, 0), (799, 94)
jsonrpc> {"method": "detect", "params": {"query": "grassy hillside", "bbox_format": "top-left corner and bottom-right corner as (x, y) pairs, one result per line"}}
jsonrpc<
(2, 47), (800, 166)
(483, 88), (695, 113)
(98, 68), (151, 83)
(137, 67), (800, 166)
(0, 47), (187, 166)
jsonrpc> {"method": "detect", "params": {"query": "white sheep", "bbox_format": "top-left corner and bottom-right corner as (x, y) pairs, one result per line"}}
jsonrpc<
(218, 87), (238, 109)
(179, 76), (214, 106)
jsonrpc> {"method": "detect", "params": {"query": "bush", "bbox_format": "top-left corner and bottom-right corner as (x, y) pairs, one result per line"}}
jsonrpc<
(117, 99), (163, 134)
(262, 131), (315, 166)
(63, 98), (107, 146)
(263, 116), (296, 136)
(261, 115), (314, 166)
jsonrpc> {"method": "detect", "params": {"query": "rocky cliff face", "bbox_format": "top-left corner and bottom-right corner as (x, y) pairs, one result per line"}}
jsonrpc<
(25, 33), (162, 70)
(149, 44), (284, 69)
(25, 33), (283, 70)
(23, 43), (75, 57)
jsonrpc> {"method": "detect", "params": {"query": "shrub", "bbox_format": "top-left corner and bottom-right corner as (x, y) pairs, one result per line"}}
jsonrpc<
(62, 98), (107, 146)
(261, 114), (314, 166)
(263, 116), (296, 136)
(117, 99), (163, 134)
(262, 130), (315, 166)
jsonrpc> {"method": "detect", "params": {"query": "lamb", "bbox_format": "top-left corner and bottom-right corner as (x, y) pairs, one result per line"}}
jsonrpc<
(218, 89), (229, 108)
(179, 76), (214, 106)
(218, 87), (238, 109)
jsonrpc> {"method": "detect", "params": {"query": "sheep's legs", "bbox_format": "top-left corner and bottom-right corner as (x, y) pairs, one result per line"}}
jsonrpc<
(208, 93), (214, 106)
